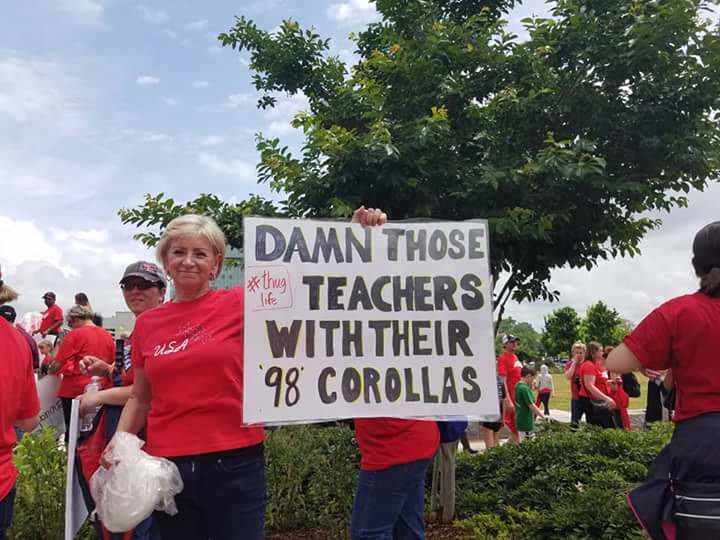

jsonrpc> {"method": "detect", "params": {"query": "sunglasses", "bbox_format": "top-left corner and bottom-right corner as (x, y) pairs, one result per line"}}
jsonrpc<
(120, 281), (158, 291)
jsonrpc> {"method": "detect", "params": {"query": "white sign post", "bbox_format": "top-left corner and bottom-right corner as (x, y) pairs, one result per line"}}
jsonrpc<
(64, 400), (89, 540)
(243, 217), (499, 425)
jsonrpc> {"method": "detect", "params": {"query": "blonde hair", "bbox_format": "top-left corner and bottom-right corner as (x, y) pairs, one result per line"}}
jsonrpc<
(571, 341), (586, 353)
(66, 304), (93, 324)
(38, 339), (53, 352)
(156, 214), (226, 277)
(0, 284), (18, 304)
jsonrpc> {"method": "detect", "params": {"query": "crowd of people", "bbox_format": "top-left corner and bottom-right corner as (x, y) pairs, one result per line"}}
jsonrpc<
(0, 214), (718, 540)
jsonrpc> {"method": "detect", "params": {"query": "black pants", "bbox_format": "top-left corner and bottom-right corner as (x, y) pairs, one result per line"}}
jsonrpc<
(61, 397), (73, 435)
(0, 488), (16, 540)
(539, 393), (551, 416)
(580, 397), (617, 429)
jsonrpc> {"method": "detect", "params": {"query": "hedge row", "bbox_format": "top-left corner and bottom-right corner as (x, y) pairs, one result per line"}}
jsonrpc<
(7, 421), (673, 539)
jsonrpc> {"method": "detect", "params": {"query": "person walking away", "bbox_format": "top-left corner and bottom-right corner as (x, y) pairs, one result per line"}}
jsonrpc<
(608, 221), (720, 539)
(0, 305), (39, 370)
(497, 335), (523, 444)
(515, 367), (545, 442)
(534, 364), (554, 416)
(579, 342), (617, 428)
(0, 272), (40, 539)
(77, 261), (166, 540)
(35, 291), (64, 340)
(54, 305), (114, 433)
(564, 342), (586, 427)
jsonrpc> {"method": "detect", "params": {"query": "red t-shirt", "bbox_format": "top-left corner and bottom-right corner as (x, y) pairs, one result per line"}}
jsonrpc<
(578, 361), (608, 398)
(497, 351), (522, 403)
(39, 304), (63, 334)
(55, 325), (115, 398)
(564, 360), (582, 400)
(0, 319), (40, 499)
(354, 418), (439, 471)
(132, 287), (264, 457)
(625, 292), (720, 423)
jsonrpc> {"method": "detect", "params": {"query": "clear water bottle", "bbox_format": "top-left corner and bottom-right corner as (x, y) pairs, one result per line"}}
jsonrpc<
(79, 376), (102, 432)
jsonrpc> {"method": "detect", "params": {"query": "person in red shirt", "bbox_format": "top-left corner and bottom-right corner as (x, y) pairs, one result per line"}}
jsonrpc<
(578, 341), (617, 428)
(54, 305), (115, 433)
(497, 334), (522, 443)
(607, 372), (631, 430)
(607, 221), (720, 539)
(0, 273), (40, 539)
(349, 207), (440, 540)
(116, 215), (265, 540)
(77, 261), (166, 540)
(35, 291), (64, 339)
(564, 341), (586, 427)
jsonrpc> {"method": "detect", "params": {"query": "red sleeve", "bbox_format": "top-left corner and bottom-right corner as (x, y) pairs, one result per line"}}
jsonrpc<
(579, 362), (594, 378)
(624, 307), (672, 371)
(497, 354), (507, 377)
(52, 305), (64, 324)
(18, 349), (40, 419)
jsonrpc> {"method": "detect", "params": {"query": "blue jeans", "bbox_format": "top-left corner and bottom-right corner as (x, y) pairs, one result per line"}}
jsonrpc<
(154, 445), (265, 540)
(351, 459), (431, 540)
(0, 487), (16, 540)
(570, 399), (583, 426)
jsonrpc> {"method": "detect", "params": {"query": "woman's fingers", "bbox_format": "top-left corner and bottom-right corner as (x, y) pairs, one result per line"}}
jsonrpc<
(351, 206), (388, 227)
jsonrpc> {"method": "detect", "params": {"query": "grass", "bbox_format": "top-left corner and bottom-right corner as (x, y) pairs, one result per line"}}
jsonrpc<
(547, 372), (649, 412)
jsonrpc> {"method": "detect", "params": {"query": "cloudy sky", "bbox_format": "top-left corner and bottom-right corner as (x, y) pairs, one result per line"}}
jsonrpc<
(1, 0), (718, 332)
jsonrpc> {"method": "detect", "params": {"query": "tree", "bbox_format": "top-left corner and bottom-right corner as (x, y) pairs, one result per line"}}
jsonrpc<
(579, 301), (625, 346)
(495, 317), (544, 362)
(542, 306), (581, 357)
(121, 0), (720, 329)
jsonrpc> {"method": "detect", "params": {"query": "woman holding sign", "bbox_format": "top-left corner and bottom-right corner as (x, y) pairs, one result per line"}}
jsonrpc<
(114, 215), (265, 540)
(350, 207), (441, 540)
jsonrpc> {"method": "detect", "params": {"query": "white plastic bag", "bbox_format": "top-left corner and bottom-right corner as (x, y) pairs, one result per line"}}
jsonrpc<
(90, 432), (184, 532)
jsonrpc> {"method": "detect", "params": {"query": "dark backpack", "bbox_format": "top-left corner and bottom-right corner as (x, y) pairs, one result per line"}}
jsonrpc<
(622, 373), (641, 398)
(437, 420), (468, 443)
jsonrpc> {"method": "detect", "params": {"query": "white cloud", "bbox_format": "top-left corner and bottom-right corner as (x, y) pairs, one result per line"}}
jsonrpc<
(0, 56), (87, 134)
(141, 132), (172, 143)
(198, 135), (225, 147)
(162, 28), (177, 39)
(136, 75), (160, 86)
(137, 5), (168, 23)
(226, 93), (252, 108)
(197, 152), (256, 182)
(0, 216), (149, 320)
(263, 92), (309, 135)
(187, 19), (209, 31)
(326, 0), (380, 26)
(192, 80), (209, 89)
(55, 0), (103, 24)
(162, 96), (179, 106)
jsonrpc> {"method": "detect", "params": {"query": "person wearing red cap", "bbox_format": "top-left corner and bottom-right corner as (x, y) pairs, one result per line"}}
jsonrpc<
(497, 334), (522, 444)
(35, 292), (64, 339)
(0, 271), (40, 539)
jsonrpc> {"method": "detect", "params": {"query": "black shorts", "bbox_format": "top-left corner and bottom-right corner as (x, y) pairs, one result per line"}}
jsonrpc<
(482, 401), (504, 432)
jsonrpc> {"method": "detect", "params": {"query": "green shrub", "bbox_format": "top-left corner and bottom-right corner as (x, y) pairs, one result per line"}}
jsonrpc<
(455, 422), (674, 540)
(265, 424), (359, 537)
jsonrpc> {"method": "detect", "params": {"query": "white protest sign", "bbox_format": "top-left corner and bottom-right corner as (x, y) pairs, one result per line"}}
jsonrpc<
(33, 375), (65, 436)
(243, 217), (499, 425)
(64, 399), (89, 540)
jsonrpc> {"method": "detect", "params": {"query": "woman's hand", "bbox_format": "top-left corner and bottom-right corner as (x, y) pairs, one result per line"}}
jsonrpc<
(504, 397), (515, 412)
(79, 391), (103, 415)
(80, 356), (113, 377)
(351, 206), (387, 227)
(605, 396), (617, 410)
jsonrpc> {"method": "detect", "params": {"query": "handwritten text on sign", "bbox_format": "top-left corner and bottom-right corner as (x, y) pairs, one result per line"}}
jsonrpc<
(243, 218), (499, 424)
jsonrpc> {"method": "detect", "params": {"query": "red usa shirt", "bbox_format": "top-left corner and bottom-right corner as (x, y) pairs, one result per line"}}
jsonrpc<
(132, 287), (264, 457)
(497, 351), (522, 403)
(625, 292), (720, 422)
(354, 418), (439, 471)
(39, 304), (63, 334)
(0, 319), (40, 499)
(578, 361), (605, 398)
